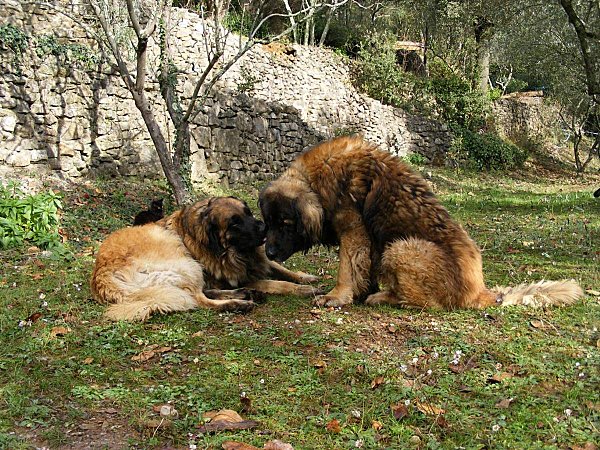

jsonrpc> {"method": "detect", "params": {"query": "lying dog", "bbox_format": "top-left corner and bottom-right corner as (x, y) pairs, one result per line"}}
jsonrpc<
(91, 197), (320, 321)
(259, 135), (583, 310)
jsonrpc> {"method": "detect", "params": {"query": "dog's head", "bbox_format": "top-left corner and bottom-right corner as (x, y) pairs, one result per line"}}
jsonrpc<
(259, 180), (322, 262)
(201, 196), (266, 255)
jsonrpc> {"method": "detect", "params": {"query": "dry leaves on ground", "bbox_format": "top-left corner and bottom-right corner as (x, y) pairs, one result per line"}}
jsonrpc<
(197, 409), (259, 433)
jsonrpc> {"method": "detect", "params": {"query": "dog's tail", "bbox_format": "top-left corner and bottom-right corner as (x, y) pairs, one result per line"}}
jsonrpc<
(104, 285), (198, 321)
(491, 279), (583, 308)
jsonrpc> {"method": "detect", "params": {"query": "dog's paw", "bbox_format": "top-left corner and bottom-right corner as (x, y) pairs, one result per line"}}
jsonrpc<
(223, 300), (256, 313)
(313, 294), (353, 308)
(296, 272), (320, 284)
(242, 288), (267, 304)
(296, 284), (326, 296)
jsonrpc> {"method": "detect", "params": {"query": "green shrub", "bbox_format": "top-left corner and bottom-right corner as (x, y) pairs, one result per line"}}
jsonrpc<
(352, 32), (424, 112)
(0, 182), (63, 249)
(451, 127), (528, 170)
(425, 63), (490, 130)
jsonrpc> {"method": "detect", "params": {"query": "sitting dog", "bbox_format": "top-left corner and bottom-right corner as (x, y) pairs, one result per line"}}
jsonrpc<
(259, 136), (582, 310)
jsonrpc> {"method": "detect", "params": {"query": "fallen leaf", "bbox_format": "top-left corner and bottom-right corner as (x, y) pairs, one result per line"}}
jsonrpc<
(26, 312), (43, 323)
(204, 409), (244, 423)
(222, 442), (259, 450)
(530, 320), (547, 329)
(449, 355), (478, 374)
(264, 440), (294, 450)
(569, 443), (598, 450)
(191, 330), (204, 337)
(371, 376), (385, 389)
(83, 357), (94, 364)
(415, 400), (445, 416)
(387, 324), (397, 333)
(240, 393), (252, 413)
(585, 289), (600, 297)
(50, 326), (70, 337)
(391, 402), (409, 420)
(325, 419), (341, 433)
(197, 419), (258, 433)
(131, 350), (156, 362)
(495, 398), (514, 409)
(488, 372), (513, 384)
(434, 415), (449, 428)
(371, 420), (383, 431)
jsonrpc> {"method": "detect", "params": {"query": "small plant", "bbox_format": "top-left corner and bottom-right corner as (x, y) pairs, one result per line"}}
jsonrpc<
(36, 34), (99, 69)
(0, 182), (63, 249)
(0, 24), (29, 71)
(236, 66), (260, 93)
(402, 152), (428, 166)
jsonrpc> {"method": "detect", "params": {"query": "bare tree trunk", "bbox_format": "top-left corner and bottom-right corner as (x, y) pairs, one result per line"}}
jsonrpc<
(474, 16), (493, 94)
(130, 90), (190, 205)
(558, 0), (600, 97)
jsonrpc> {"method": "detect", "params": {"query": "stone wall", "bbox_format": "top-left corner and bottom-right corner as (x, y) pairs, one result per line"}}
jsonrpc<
(491, 92), (558, 145)
(0, 1), (452, 186)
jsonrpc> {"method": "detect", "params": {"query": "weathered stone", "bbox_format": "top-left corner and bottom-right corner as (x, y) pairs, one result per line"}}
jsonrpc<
(6, 150), (31, 167)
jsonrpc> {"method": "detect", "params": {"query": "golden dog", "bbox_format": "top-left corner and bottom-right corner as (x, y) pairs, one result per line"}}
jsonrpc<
(91, 197), (320, 321)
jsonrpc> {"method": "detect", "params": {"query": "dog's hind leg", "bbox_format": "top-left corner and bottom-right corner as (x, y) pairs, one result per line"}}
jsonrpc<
(194, 291), (255, 312)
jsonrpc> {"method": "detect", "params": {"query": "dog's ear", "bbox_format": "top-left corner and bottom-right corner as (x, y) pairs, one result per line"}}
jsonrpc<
(205, 219), (224, 255)
(294, 192), (323, 240)
(201, 201), (225, 255)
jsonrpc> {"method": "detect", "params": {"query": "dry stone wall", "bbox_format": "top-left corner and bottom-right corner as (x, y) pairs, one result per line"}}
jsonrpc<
(0, 2), (452, 187)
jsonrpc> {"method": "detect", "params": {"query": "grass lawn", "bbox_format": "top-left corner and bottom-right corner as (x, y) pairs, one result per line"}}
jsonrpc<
(0, 166), (598, 450)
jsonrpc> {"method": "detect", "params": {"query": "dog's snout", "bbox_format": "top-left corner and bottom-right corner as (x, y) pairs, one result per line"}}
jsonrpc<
(265, 246), (277, 260)
(257, 221), (266, 235)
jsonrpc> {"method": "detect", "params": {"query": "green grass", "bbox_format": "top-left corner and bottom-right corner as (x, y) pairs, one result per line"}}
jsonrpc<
(0, 170), (598, 450)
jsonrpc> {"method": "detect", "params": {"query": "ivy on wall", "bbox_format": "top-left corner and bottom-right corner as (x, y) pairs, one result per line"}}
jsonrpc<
(0, 24), (99, 72)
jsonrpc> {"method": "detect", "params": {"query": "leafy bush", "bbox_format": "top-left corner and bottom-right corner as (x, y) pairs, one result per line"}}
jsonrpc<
(425, 63), (490, 130)
(450, 127), (528, 170)
(0, 182), (63, 249)
(352, 32), (424, 112)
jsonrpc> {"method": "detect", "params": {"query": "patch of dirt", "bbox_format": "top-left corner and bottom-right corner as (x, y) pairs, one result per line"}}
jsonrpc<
(16, 407), (144, 450)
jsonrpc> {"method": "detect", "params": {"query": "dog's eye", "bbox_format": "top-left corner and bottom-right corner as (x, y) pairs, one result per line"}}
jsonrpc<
(283, 219), (295, 227)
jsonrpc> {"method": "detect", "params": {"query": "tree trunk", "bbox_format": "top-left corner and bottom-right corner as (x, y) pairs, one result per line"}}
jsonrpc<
(130, 89), (190, 205)
(558, 0), (600, 97)
(474, 16), (494, 94)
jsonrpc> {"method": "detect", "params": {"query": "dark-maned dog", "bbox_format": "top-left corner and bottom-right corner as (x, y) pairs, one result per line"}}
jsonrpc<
(91, 197), (320, 321)
(259, 135), (583, 310)
(133, 198), (164, 225)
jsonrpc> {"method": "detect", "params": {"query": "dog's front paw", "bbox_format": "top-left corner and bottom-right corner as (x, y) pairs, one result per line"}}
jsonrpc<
(223, 300), (256, 313)
(313, 294), (353, 308)
(296, 272), (319, 284)
(296, 284), (327, 297)
(239, 288), (268, 304)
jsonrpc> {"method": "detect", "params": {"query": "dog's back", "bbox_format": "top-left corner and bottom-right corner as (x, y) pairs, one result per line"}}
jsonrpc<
(90, 224), (205, 320)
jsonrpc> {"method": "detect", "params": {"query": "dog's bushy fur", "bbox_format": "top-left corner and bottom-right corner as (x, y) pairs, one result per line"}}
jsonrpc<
(260, 135), (583, 310)
(91, 197), (320, 321)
